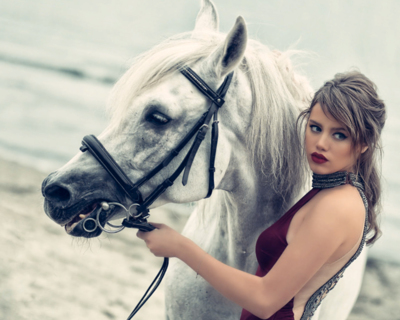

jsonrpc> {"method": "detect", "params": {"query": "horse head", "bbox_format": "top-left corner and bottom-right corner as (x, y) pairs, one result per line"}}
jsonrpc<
(42, 1), (257, 238)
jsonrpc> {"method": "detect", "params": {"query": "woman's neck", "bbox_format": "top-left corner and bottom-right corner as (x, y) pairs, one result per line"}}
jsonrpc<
(312, 171), (360, 189)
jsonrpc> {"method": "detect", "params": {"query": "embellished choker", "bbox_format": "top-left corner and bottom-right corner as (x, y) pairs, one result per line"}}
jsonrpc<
(312, 171), (361, 189)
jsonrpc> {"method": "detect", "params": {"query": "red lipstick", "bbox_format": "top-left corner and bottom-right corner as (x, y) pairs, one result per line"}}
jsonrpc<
(311, 152), (328, 164)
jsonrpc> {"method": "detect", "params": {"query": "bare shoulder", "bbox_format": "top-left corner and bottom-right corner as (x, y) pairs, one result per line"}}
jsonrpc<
(305, 184), (365, 236)
(314, 184), (364, 215)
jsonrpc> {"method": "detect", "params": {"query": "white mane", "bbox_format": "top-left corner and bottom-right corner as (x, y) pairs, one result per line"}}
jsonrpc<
(106, 31), (313, 198)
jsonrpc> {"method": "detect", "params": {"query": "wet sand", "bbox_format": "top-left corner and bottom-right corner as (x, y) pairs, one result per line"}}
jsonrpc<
(0, 158), (398, 319)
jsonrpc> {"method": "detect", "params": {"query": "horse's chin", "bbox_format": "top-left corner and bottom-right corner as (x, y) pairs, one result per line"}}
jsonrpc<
(45, 199), (118, 238)
(66, 220), (103, 238)
(64, 202), (104, 238)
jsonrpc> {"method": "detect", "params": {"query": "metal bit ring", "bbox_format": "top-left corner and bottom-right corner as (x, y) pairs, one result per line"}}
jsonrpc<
(83, 218), (98, 233)
(128, 203), (143, 219)
(95, 203), (125, 234)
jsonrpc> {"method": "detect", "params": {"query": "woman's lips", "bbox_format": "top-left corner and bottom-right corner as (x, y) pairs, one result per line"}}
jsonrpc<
(311, 152), (328, 164)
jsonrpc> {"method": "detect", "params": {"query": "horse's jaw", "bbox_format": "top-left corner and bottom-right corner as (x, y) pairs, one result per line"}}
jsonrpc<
(42, 152), (130, 238)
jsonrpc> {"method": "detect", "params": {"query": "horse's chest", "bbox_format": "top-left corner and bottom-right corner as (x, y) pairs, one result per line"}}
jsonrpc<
(165, 259), (241, 320)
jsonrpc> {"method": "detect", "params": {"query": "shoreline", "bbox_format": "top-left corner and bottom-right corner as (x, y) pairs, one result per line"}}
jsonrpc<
(0, 157), (398, 319)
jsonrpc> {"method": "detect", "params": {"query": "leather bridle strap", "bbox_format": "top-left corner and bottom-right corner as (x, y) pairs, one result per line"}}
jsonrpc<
(133, 112), (207, 189)
(180, 66), (226, 107)
(180, 67), (234, 197)
(80, 135), (143, 202)
(80, 113), (207, 203)
(206, 109), (219, 198)
(134, 67), (234, 212)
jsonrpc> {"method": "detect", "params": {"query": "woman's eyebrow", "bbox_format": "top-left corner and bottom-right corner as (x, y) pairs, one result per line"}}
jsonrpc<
(309, 119), (322, 126)
(331, 127), (347, 132)
(309, 119), (347, 131)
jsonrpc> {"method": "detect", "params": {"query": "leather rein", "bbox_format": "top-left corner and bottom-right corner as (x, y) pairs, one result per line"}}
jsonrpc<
(79, 66), (234, 319)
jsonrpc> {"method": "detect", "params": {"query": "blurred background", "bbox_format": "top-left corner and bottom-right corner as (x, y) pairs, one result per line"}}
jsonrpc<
(0, 0), (399, 319)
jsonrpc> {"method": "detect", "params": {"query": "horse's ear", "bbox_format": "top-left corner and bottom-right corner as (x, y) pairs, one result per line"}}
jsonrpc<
(204, 16), (247, 78)
(192, 0), (219, 37)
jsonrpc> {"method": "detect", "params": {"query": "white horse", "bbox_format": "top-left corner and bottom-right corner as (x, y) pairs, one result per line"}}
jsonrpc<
(42, 0), (366, 319)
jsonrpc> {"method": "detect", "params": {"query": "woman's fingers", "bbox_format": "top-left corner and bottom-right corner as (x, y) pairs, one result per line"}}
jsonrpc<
(136, 230), (145, 239)
(136, 222), (164, 239)
(135, 222), (184, 257)
(148, 222), (165, 229)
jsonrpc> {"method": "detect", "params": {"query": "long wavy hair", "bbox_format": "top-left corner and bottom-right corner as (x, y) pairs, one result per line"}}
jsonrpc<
(297, 70), (386, 245)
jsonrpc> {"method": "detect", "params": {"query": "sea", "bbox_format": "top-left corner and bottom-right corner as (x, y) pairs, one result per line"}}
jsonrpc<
(0, 0), (399, 264)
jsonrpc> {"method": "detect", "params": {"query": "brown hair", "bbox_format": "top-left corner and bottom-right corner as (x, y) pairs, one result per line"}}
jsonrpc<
(298, 70), (386, 245)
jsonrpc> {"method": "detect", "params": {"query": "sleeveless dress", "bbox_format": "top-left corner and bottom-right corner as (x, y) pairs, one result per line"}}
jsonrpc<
(240, 171), (368, 320)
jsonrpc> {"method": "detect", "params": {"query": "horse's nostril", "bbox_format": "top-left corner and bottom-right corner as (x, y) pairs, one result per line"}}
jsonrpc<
(44, 184), (71, 203)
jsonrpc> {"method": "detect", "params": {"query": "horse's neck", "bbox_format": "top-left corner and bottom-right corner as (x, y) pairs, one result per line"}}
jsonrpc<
(182, 173), (293, 273)
(180, 70), (301, 272)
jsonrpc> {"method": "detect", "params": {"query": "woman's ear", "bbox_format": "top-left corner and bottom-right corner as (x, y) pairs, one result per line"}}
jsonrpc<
(361, 145), (368, 154)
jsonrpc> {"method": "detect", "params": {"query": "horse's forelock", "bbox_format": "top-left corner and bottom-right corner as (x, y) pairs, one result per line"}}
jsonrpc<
(106, 32), (311, 198)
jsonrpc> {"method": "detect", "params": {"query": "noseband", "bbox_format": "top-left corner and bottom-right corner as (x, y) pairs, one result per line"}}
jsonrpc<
(79, 66), (234, 318)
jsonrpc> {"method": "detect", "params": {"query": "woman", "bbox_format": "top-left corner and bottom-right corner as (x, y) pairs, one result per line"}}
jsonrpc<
(137, 70), (386, 320)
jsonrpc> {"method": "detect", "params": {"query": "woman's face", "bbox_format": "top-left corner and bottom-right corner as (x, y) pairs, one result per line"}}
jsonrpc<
(305, 103), (358, 175)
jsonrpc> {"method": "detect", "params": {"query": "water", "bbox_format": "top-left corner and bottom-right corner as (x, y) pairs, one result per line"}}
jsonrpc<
(1, 0), (399, 263)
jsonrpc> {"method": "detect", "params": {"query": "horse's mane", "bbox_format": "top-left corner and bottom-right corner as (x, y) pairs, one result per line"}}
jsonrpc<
(107, 31), (312, 200)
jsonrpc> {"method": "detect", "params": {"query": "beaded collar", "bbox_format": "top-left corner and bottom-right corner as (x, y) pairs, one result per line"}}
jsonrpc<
(312, 171), (364, 190)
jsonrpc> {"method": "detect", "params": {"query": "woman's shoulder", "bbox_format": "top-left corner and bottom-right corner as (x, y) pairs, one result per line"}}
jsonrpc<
(305, 184), (365, 236)
(283, 184), (366, 269)
(314, 184), (365, 213)
(289, 184), (366, 262)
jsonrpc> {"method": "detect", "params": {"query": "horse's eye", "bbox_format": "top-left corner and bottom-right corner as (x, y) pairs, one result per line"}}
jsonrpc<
(146, 112), (170, 125)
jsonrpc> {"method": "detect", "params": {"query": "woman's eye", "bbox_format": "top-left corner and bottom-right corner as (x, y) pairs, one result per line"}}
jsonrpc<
(146, 112), (170, 125)
(310, 125), (321, 133)
(333, 132), (347, 140)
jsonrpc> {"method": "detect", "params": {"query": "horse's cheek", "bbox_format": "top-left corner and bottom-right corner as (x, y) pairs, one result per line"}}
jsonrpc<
(132, 133), (164, 166)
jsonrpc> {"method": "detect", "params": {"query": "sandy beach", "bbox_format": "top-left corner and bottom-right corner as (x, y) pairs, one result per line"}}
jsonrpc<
(0, 157), (399, 320)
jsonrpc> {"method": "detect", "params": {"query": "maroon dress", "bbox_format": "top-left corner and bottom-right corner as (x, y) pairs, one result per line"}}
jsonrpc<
(240, 171), (367, 320)
(240, 189), (321, 320)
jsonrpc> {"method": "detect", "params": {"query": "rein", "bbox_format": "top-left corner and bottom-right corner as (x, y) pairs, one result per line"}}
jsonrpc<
(79, 66), (234, 319)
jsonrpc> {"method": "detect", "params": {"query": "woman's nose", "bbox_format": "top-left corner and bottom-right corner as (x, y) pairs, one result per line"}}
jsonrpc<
(316, 134), (329, 151)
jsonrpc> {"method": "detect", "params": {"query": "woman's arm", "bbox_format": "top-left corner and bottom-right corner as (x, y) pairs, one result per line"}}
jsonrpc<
(138, 223), (272, 318)
(137, 188), (364, 319)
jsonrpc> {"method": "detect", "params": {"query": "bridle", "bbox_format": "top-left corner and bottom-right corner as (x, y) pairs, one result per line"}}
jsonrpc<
(79, 66), (234, 319)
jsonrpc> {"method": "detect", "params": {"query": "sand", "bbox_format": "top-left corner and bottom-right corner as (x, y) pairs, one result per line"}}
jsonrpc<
(0, 158), (399, 320)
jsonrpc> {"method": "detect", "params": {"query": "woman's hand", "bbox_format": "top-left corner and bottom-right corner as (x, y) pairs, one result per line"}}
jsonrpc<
(136, 223), (185, 258)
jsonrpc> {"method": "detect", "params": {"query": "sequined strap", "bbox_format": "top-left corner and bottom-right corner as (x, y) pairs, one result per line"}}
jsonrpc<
(312, 171), (364, 191)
